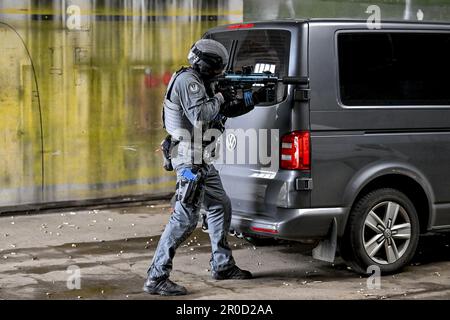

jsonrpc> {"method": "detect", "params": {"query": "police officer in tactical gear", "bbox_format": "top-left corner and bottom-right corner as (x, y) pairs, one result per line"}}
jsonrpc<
(144, 39), (264, 296)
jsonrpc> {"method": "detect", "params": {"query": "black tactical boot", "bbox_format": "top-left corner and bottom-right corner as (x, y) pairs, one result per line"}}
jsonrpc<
(143, 277), (187, 296)
(212, 265), (253, 280)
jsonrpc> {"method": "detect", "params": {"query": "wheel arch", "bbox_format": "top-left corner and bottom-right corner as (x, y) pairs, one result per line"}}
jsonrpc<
(339, 162), (434, 236)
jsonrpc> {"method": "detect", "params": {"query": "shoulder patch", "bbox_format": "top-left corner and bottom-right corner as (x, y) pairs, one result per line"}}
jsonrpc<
(188, 82), (201, 94)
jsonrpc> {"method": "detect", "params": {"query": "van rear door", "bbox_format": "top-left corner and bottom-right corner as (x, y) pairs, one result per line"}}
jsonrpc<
(205, 23), (309, 216)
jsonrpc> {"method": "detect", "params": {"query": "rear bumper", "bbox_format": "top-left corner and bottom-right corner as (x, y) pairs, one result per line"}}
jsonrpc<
(230, 207), (348, 240)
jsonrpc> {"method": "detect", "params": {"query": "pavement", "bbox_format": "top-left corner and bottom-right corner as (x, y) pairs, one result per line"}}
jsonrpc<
(1, 200), (450, 300)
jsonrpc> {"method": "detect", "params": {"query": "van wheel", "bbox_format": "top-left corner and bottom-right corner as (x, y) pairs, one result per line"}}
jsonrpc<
(340, 188), (419, 275)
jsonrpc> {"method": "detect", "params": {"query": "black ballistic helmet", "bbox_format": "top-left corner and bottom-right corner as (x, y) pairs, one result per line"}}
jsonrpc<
(187, 39), (229, 77)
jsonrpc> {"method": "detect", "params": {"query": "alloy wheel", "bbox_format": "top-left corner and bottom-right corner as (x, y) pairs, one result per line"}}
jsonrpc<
(362, 201), (412, 265)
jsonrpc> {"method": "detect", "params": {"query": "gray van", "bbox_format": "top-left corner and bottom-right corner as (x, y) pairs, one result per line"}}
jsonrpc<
(204, 19), (450, 274)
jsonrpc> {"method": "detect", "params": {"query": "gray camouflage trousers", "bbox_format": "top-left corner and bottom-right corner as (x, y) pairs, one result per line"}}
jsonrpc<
(147, 164), (236, 280)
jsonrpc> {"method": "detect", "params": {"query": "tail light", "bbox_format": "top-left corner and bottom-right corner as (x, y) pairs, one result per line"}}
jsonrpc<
(280, 131), (310, 170)
(227, 23), (255, 30)
(250, 226), (278, 234)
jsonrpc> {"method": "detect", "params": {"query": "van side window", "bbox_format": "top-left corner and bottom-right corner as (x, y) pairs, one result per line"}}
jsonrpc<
(338, 32), (450, 106)
(207, 30), (291, 105)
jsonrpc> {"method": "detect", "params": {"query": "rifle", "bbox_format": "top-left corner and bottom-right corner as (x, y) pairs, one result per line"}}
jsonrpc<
(213, 65), (309, 104)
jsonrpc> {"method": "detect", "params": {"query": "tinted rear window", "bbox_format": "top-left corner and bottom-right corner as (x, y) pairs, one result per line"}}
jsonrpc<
(338, 32), (450, 106)
(206, 29), (291, 104)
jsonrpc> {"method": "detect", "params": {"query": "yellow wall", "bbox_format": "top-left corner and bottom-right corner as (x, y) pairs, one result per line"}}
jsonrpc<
(0, 0), (243, 208)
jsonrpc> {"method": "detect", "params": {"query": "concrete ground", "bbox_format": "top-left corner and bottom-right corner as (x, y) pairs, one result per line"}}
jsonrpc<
(1, 201), (450, 300)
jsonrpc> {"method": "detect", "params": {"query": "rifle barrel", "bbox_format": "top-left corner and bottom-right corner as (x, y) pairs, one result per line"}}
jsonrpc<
(217, 74), (309, 85)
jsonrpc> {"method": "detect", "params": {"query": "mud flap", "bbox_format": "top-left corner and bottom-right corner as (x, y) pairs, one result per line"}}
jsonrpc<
(312, 218), (337, 263)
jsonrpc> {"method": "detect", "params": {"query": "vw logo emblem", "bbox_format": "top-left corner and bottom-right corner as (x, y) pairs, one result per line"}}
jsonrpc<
(226, 133), (237, 151)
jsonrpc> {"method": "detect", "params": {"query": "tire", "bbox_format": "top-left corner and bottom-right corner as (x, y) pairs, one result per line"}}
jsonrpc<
(340, 188), (420, 275)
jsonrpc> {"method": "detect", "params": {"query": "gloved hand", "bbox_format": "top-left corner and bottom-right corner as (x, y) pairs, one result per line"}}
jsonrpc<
(218, 86), (236, 103)
(218, 86), (275, 118)
(219, 98), (255, 118)
(252, 86), (274, 104)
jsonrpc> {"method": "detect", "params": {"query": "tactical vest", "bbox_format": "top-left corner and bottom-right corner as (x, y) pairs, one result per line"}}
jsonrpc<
(162, 67), (195, 141)
(162, 67), (205, 168)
